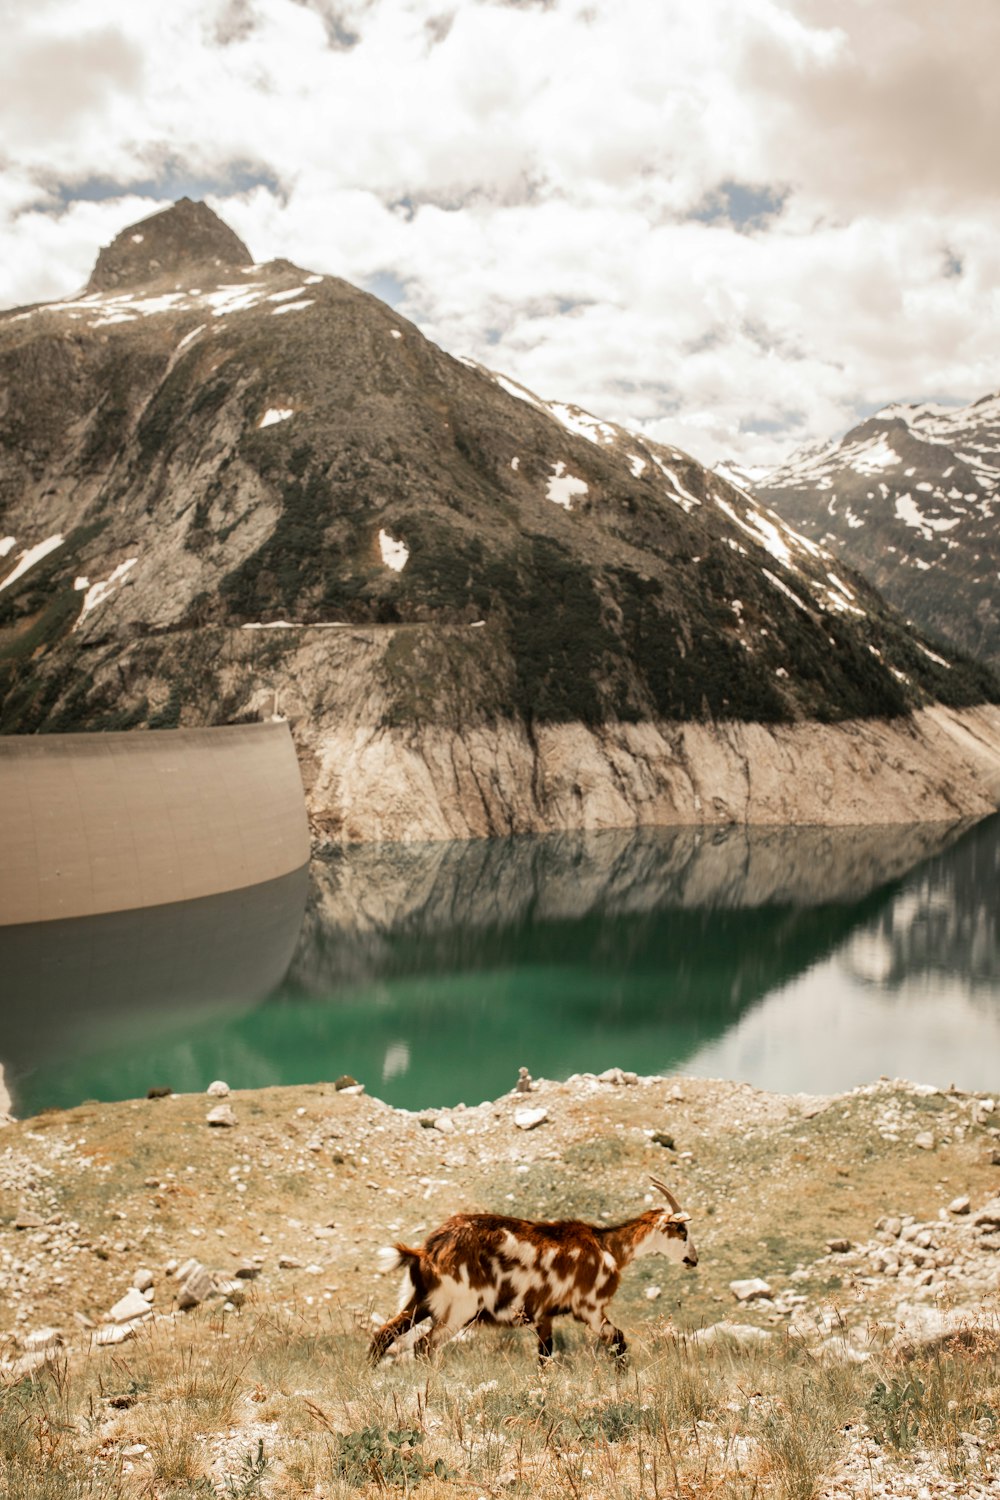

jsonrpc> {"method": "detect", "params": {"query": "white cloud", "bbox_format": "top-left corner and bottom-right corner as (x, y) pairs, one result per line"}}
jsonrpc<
(1, 0), (999, 465)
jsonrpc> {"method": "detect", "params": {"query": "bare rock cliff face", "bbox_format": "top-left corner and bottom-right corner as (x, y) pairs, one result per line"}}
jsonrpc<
(86, 197), (252, 293)
(302, 704), (1000, 845)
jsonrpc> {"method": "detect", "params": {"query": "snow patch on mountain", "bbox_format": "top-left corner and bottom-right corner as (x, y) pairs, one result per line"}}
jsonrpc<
(548, 403), (618, 447)
(895, 493), (962, 540)
(847, 434), (901, 474)
(547, 462), (588, 510)
(378, 530), (409, 571)
(0, 534), (64, 592)
(651, 456), (700, 511)
(762, 569), (811, 614)
(74, 558), (137, 625)
(259, 408), (295, 429)
(490, 373), (547, 412)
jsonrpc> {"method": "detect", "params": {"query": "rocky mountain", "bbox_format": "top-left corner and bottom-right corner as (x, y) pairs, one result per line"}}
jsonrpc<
(2, 200), (1000, 841)
(749, 396), (1000, 669)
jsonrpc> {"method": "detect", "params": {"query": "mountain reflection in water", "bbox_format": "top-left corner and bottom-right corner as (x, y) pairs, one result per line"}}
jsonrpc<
(689, 814), (1000, 1093)
(2, 818), (999, 1115)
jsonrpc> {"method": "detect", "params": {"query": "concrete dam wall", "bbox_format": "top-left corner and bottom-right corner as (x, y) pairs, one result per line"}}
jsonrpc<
(0, 723), (310, 925)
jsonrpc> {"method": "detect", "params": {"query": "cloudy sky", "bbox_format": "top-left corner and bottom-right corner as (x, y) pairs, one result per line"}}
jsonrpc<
(3, 0), (999, 468)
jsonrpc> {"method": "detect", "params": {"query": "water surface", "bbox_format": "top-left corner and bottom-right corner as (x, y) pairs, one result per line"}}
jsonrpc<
(2, 817), (998, 1115)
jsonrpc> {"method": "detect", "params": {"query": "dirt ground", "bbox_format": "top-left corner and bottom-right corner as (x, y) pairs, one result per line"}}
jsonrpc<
(2, 1069), (1000, 1497)
(3, 1070), (1000, 1350)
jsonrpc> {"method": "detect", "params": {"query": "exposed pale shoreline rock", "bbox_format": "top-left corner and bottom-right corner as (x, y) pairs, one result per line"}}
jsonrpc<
(305, 702), (1000, 845)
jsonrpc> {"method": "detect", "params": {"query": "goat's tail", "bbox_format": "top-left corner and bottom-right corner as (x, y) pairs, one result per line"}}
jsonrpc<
(377, 1242), (430, 1310)
(376, 1242), (423, 1277)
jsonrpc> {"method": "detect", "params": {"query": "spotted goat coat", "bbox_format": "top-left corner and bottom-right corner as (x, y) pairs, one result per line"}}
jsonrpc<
(369, 1193), (697, 1364)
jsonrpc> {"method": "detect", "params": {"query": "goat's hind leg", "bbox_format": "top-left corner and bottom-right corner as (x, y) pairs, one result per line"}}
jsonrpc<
(535, 1316), (554, 1365)
(368, 1295), (428, 1364)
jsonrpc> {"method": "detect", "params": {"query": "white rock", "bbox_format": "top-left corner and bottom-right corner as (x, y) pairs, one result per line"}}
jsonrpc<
(914, 1131), (935, 1151)
(730, 1278), (772, 1303)
(948, 1196), (971, 1215)
(108, 1287), (153, 1324)
(690, 1321), (772, 1345)
(432, 1116), (455, 1135)
(10, 1350), (54, 1375)
(278, 1254), (302, 1269)
(176, 1263), (216, 1309)
(132, 1267), (154, 1292)
(207, 1080), (230, 1097)
(514, 1107), (548, 1131)
(644, 1285), (661, 1300)
(94, 1323), (137, 1346)
(21, 1327), (61, 1352)
(973, 1200), (1000, 1230)
(206, 1104), (237, 1128)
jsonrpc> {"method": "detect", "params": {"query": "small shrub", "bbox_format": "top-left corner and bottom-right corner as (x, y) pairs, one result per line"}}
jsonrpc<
(576, 1398), (647, 1443)
(865, 1375), (924, 1451)
(334, 1426), (451, 1488)
(225, 1437), (269, 1497)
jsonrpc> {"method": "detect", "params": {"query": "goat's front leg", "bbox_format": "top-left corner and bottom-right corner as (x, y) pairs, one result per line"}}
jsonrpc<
(575, 1302), (628, 1362)
(599, 1320), (627, 1361)
(535, 1316), (554, 1364)
(411, 1315), (466, 1360)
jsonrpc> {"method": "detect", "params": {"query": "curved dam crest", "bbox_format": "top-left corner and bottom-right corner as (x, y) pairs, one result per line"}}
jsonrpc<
(0, 722), (310, 925)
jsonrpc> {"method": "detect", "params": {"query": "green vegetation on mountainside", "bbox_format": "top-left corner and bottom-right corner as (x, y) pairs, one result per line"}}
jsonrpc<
(1, 200), (998, 738)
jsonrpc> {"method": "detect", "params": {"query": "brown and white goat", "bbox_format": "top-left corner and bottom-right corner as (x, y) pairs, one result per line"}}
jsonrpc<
(369, 1178), (696, 1364)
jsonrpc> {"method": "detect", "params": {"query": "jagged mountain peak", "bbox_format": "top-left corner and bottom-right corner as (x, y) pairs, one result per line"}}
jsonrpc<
(750, 391), (1000, 668)
(86, 198), (252, 293)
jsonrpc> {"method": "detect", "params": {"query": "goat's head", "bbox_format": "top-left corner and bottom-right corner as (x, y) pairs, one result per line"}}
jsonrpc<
(648, 1178), (698, 1268)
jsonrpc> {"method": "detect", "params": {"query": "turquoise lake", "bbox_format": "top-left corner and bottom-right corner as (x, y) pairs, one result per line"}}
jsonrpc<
(2, 816), (998, 1117)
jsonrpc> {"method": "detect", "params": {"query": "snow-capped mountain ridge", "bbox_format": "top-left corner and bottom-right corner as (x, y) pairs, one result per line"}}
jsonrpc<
(753, 392), (1000, 668)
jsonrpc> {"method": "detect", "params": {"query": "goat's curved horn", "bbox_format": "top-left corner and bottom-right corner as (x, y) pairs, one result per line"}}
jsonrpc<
(649, 1178), (684, 1215)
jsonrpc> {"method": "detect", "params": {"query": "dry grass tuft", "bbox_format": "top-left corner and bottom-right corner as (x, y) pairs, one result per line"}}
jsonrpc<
(0, 1313), (998, 1498)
